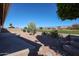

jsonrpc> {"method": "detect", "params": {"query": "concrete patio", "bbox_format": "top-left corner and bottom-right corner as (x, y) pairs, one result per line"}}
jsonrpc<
(0, 32), (35, 56)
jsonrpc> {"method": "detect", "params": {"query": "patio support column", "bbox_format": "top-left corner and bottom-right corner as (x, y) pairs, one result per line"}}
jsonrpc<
(0, 3), (10, 32)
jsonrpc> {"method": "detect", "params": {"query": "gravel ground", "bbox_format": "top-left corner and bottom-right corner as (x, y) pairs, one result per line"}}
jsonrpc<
(8, 28), (62, 56)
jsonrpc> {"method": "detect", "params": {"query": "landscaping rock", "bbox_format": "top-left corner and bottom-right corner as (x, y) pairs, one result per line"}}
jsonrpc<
(38, 46), (60, 56)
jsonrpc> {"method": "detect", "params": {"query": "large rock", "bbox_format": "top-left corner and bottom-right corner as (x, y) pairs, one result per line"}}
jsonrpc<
(38, 46), (60, 56)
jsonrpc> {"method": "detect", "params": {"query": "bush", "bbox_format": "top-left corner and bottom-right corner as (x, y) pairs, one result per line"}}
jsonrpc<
(27, 29), (30, 33)
(50, 30), (59, 38)
(27, 22), (36, 35)
(23, 27), (27, 32)
(23, 29), (26, 32)
(42, 31), (47, 35)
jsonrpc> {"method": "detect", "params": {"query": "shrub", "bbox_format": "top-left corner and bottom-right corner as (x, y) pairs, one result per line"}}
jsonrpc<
(23, 27), (27, 32)
(42, 31), (47, 35)
(50, 30), (59, 38)
(23, 29), (26, 32)
(27, 22), (36, 35)
(27, 29), (30, 33)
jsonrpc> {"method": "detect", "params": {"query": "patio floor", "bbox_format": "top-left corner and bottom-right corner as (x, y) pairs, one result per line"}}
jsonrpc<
(0, 33), (35, 55)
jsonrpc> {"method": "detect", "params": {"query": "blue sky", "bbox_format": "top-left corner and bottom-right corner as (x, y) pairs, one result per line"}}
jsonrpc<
(4, 3), (79, 28)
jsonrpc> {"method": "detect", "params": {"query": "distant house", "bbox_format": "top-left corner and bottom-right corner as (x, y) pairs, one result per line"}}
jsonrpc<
(46, 27), (56, 30)
(56, 26), (68, 30)
(52, 28), (56, 30)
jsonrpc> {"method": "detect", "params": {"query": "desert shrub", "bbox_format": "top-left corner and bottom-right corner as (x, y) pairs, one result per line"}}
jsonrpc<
(42, 31), (47, 35)
(27, 29), (30, 33)
(23, 27), (27, 32)
(27, 22), (36, 35)
(50, 30), (59, 38)
(23, 29), (26, 32)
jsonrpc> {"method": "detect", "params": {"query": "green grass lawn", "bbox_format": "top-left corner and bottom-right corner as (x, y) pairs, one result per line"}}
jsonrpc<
(58, 30), (79, 34)
(38, 29), (79, 34)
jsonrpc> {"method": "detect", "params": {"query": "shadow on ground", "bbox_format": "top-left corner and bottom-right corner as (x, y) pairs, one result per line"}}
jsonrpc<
(1, 28), (79, 56)
(36, 34), (73, 56)
(0, 29), (41, 56)
(18, 36), (42, 56)
(62, 35), (79, 56)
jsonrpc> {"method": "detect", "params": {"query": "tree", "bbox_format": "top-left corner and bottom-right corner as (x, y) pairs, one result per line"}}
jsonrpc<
(24, 27), (27, 29)
(57, 3), (79, 20)
(27, 22), (36, 35)
(10, 23), (12, 27)
(9, 23), (14, 28)
(39, 27), (43, 30)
